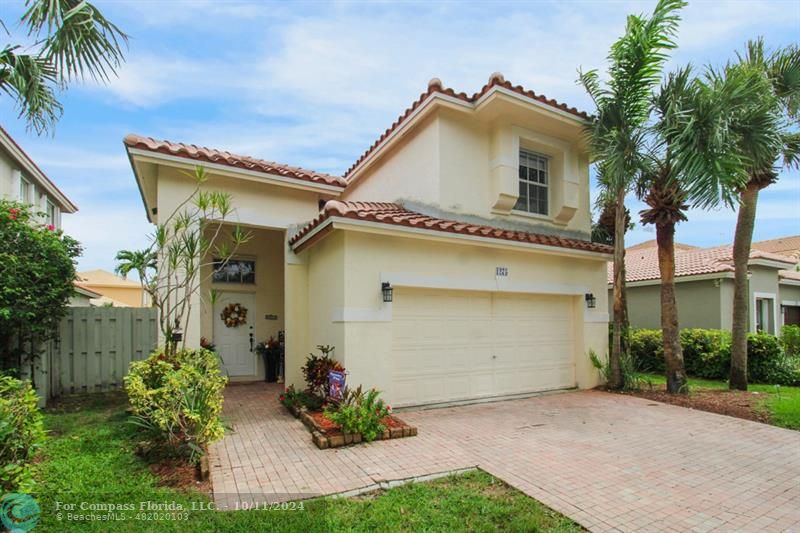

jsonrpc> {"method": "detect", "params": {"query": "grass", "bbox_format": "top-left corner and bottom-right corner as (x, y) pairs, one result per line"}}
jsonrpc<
(30, 392), (580, 532)
(641, 373), (800, 430)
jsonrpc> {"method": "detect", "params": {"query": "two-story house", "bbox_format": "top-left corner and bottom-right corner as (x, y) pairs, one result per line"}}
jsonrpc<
(0, 126), (77, 227)
(125, 74), (612, 407)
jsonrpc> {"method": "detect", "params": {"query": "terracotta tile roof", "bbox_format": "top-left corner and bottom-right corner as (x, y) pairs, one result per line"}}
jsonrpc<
(343, 73), (590, 178)
(611, 245), (798, 284)
(780, 269), (800, 282)
(752, 235), (800, 261)
(124, 134), (346, 188)
(290, 200), (612, 255)
(627, 239), (698, 252)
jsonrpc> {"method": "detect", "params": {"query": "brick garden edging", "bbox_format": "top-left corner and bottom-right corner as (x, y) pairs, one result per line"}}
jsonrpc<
(286, 404), (417, 449)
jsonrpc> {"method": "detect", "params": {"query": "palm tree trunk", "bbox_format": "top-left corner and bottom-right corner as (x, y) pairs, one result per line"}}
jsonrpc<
(730, 183), (759, 391)
(656, 220), (688, 393)
(609, 187), (627, 389)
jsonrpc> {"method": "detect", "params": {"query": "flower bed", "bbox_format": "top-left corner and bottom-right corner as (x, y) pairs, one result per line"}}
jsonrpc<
(281, 347), (418, 448)
(297, 409), (417, 449)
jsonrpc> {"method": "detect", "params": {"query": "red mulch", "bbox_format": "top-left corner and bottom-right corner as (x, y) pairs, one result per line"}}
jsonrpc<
(149, 458), (211, 494)
(307, 411), (410, 435)
(611, 385), (771, 425)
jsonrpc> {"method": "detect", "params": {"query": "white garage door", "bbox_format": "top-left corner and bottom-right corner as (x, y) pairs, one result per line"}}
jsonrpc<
(391, 288), (576, 407)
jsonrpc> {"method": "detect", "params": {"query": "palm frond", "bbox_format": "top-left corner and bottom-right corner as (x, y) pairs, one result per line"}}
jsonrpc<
(22, 0), (128, 83)
(0, 46), (62, 134)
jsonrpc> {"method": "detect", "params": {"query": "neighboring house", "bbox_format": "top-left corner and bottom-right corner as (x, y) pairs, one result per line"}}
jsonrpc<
(71, 283), (103, 307)
(125, 73), (612, 407)
(0, 125), (77, 228)
(77, 269), (149, 307)
(0, 126), (89, 305)
(752, 235), (800, 263)
(612, 239), (800, 333)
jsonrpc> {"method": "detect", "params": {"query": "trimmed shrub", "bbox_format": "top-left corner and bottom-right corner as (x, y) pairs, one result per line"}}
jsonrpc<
(748, 332), (799, 385)
(680, 329), (731, 379)
(0, 375), (45, 492)
(782, 324), (800, 358)
(125, 348), (227, 462)
(629, 329), (664, 372)
(629, 328), (799, 385)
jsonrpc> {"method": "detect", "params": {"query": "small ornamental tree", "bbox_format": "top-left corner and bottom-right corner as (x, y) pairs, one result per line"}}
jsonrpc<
(0, 200), (81, 377)
(117, 166), (251, 355)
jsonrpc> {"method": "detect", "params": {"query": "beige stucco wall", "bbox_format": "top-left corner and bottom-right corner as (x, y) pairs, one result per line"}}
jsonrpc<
(341, 114), (441, 205)
(618, 279), (724, 330)
(299, 229), (608, 404)
(344, 107), (591, 239)
(83, 286), (144, 307)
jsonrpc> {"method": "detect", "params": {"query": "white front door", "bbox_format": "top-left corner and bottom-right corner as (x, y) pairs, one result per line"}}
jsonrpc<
(213, 292), (256, 377)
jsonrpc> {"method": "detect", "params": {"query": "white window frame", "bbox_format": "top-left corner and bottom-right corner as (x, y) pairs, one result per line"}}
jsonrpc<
(46, 199), (57, 227)
(753, 292), (778, 334)
(513, 149), (549, 216)
(19, 176), (31, 204)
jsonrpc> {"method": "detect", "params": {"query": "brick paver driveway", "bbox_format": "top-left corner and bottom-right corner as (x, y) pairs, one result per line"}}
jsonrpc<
(210, 383), (800, 532)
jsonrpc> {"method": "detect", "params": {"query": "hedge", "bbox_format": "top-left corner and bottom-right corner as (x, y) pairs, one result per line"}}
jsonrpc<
(629, 328), (800, 386)
(0, 375), (46, 492)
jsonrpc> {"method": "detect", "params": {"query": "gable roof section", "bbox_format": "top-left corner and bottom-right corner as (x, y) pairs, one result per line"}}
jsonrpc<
(613, 245), (797, 284)
(343, 73), (590, 179)
(627, 239), (698, 252)
(752, 235), (800, 261)
(78, 269), (142, 288)
(124, 134), (346, 188)
(291, 200), (612, 256)
(0, 126), (78, 213)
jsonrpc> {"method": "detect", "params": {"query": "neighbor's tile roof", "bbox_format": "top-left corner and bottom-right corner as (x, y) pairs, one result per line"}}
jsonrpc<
(124, 134), (347, 188)
(752, 235), (800, 261)
(290, 200), (612, 255)
(344, 73), (589, 178)
(612, 245), (798, 284)
(780, 269), (800, 282)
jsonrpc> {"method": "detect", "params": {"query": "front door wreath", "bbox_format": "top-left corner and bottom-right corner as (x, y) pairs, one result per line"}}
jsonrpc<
(220, 303), (247, 328)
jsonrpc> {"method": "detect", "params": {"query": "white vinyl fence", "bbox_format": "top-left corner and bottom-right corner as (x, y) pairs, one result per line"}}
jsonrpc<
(32, 307), (158, 403)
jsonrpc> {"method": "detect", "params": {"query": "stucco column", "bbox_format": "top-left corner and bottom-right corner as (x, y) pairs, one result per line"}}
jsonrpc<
(284, 228), (309, 389)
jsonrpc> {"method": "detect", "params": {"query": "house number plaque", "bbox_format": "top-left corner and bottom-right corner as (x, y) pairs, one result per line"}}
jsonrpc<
(264, 314), (278, 320)
(496, 266), (509, 277)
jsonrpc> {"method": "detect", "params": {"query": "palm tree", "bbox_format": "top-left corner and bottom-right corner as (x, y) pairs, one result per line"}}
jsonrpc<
(115, 248), (157, 306)
(0, 0), (127, 133)
(637, 67), (753, 393)
(725, 41), (800, 390)
(579, 0), (685, 389)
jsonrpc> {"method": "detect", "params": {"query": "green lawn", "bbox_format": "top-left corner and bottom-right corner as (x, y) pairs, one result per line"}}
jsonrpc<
(29, 393), (580, 532)
(641, 373), (800, 430)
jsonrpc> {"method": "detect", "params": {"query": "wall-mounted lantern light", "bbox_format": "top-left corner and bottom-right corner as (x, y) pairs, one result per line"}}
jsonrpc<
(382, 282), (393, 303)
(584, 293), (596, 309)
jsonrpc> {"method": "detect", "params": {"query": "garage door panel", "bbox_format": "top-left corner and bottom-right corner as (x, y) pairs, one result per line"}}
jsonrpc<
(391, 288), (575, 406)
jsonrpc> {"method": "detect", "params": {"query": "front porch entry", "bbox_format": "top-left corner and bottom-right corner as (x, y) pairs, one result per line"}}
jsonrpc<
(202, 224), (286, 382)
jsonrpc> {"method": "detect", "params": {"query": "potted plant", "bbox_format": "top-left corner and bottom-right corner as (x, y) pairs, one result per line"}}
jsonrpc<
(255, 336), (280, 382)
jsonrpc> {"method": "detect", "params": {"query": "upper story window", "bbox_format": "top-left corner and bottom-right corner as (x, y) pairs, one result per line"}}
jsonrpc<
(514, 149), (548, 216)
(19, 176), (31, 204)
(46, 200), (57, 227)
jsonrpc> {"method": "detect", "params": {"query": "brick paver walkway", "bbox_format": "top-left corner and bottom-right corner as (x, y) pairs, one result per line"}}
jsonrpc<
(209, 383), (800, 532)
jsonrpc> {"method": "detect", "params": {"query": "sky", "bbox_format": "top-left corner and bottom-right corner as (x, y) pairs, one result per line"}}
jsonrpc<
(1, 0), (799, 273)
